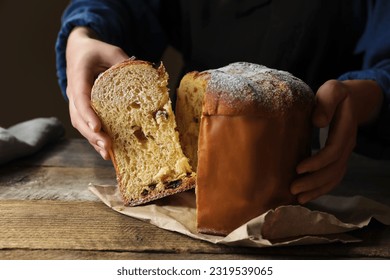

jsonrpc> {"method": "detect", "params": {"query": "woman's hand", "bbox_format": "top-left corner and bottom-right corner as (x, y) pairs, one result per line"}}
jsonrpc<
(291, 79), (383, 204)
(66, 27), (129, 159)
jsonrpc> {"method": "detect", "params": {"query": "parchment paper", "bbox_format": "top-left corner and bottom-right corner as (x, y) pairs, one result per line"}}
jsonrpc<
(89, 184), (390, 247)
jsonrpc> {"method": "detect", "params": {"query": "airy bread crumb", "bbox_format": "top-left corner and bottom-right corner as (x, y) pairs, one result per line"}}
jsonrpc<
(91, 59), (195, 206)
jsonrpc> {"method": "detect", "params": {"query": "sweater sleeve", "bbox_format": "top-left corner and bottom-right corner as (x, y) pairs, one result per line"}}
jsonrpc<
(338, 0), (390, 158)
(55, 0), (166, 98)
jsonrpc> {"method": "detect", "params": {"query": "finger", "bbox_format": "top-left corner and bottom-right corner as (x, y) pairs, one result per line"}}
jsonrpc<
(88, 138), (110, 160)
(297, 97), (356, 174)
(69, 100), (111, 160)
(293, 122), (355, 203)
(291, 158), (347, 196)
(67, 67), (102, 132)
(296, 144), (337, 174)
(295, 182), (336, 204)
(295, 145), (350, 204)
(73, 92), (102, 132)
(312, 80), (348, 128)
(293, 141), (353, 204)
(296, 123), (355, 175)
(89, 131), (112, 160)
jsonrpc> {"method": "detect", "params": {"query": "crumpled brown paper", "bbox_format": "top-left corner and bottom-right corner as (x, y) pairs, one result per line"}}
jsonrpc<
(89, 184), (390, 247)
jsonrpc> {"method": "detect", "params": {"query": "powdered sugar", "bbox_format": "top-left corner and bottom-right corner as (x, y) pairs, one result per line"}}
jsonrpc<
(206, 62), (313, 113)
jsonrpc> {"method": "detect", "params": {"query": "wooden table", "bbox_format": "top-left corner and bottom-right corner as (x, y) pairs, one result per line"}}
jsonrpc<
(0, 139), (389, 260)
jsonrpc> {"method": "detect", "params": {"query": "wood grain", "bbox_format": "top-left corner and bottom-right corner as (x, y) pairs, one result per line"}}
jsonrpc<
(1, 139), (390, 260)
(0, 200), (219, 253)
(0, 139), (116, 201)
(13, 139), (112, 168)
(1, 200), (389, 259)
(0, 166), (115, 201)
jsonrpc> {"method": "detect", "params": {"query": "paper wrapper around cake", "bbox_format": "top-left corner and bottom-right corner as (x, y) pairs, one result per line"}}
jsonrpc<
(176, 62), (314, 236)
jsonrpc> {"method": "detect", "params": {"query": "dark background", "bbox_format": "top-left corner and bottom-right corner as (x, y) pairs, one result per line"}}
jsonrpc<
(0, 0), (182, 138)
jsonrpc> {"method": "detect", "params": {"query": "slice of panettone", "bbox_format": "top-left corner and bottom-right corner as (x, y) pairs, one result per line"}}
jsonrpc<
(91, 58), (195, 206)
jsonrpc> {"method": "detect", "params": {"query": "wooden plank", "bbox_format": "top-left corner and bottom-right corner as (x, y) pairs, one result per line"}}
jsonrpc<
(1, 139), (389, 259)
(3, 249), (379, 260)
(12, 139), (112, 168)
(0, 200), (389, 259)
(0, 250), (288, 260)
(0, 200), (221, 253)
(0, 166), (115, 201)
(9, 138), (390, 205)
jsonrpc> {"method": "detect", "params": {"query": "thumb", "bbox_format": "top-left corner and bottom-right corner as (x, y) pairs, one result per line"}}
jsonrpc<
(312, 80), (348, 128)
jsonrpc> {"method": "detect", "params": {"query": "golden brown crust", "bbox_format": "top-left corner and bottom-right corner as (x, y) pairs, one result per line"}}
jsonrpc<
(94, 57), (167, 90)
(122, 175), (196, 206)
(200, 62), (314, 117)
(107, 127), (196, 207)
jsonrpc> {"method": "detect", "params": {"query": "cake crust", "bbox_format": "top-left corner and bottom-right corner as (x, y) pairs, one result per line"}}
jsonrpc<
(203, 62), (314, 117)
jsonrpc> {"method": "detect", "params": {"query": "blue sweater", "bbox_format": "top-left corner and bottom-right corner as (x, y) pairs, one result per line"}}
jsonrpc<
(55, 0), (390, 158)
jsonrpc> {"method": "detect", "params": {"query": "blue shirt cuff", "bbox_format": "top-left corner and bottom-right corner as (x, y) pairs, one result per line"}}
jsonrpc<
(55, 13), (114, 100)
(338, 69), (390, 158)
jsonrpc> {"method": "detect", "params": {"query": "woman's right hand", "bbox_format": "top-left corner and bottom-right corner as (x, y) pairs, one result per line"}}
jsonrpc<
(65, 27), (129, 159)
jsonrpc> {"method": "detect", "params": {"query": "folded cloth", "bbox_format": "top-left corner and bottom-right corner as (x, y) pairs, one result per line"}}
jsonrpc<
(0, 117), (65, 165)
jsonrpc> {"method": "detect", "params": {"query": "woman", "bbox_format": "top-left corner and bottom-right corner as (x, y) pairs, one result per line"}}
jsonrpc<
(56, 0), (390, 203)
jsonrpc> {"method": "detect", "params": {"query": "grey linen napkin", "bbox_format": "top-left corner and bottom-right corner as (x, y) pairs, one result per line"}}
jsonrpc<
(0, 117), (65, 165)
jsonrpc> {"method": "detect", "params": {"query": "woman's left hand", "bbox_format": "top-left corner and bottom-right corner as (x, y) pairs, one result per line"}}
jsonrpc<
(290, 79), (383, 204)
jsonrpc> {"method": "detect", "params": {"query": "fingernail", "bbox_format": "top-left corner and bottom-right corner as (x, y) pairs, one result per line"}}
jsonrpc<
(97, 140), (105, 149)
(296, 165), (306, 175)
(99, 150), (106, 159)
(88, 122), (95, 131)
(290, 183), (299, 195)
(290, 187), (298, 195)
